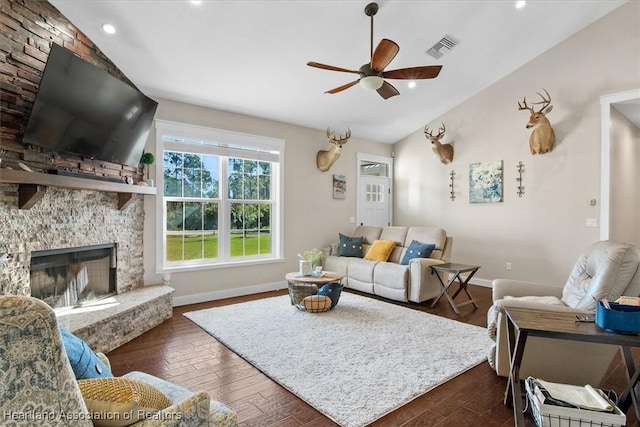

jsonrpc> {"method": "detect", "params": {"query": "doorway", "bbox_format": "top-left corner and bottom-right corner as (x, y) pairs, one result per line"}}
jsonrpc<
(356, 153), (393, 227)
(600, 89), (640, 245)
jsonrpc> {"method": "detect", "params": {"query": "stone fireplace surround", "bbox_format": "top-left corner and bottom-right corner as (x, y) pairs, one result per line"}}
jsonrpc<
(0, 184), (173, 353)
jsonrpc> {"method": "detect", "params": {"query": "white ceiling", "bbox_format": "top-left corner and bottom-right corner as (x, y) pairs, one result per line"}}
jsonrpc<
(49, 0), (627, 144)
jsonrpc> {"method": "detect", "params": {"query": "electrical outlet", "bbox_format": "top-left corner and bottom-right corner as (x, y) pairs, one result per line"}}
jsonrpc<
(506, 262), (512, 271)
(586, 218), (598, 227)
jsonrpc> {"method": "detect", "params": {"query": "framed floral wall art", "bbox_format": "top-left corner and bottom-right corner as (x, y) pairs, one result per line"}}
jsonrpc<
(469, 160), (503, 203)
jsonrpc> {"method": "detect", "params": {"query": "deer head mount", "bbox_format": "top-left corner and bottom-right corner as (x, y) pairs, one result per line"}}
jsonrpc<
(316, 128), (351, 172)
(518, 89), (555, 155)
(424, 123), (454, 165)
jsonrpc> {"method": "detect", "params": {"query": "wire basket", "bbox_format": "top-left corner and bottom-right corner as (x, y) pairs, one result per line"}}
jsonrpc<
(525, 378), (626, 427)
(287, 283), (318, 308)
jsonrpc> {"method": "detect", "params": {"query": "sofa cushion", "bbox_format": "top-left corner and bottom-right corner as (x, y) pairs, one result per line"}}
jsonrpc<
(338, 233), (364, 257)
(364, 240), (396, 262)
(60, 326), (113, 380)
(404, 227), (447, 259)
(352, 225), (383, 244)
(374, 262), (409, 291)
(379, 226), (409, 245)
(348, 258), (378, 283)
(78, 377), (171, 426)
(401, 240), (436, 265)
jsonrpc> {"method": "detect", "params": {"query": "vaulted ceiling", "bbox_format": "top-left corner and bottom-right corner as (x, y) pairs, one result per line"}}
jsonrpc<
(50, 0), (627, 143)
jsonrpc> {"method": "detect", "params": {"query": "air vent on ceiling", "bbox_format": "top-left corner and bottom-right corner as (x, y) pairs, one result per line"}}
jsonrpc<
(426, 35), (458, 59)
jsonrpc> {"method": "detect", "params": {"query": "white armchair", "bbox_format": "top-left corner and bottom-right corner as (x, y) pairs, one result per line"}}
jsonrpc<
(487, 240), (640, 386)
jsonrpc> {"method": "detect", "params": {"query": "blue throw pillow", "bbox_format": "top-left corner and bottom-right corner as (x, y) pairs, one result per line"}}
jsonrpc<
(59, 326), (113, 379)
(401, 240), (436, 265)
(317, 283), (344, 309)
(338, 233), (364, 257)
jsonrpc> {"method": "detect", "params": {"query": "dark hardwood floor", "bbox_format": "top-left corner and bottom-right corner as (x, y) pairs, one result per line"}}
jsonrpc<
(107, 285), (639, 427)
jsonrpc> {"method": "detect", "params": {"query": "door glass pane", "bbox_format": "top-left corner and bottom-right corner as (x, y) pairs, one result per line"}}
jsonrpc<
(366, 183), (384, 202)
(360, 161), (388, 177)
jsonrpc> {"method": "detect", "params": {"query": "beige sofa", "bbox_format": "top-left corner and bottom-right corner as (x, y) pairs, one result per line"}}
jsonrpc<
(323, 226), (452, 303)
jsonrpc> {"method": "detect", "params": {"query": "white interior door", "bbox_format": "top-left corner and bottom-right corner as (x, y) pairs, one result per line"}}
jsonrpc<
(359, 176), (390, 226)
(357, 153), (393, 227)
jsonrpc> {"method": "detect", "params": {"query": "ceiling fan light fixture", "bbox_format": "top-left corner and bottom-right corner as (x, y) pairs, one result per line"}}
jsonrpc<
(360, 75), (384, 90)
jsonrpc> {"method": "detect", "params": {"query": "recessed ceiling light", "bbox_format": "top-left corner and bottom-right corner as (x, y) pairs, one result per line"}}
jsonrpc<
(190, 0), (203, 4)
(101, 23), (116, 34)
(408, 81), (416, 89)
(516, 1), (526, 9)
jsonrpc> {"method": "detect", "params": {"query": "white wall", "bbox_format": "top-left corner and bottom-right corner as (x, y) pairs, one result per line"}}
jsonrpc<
(142, 100), (391, 303)
(392, 2), (640, 285)
(610, 107), (640, 247)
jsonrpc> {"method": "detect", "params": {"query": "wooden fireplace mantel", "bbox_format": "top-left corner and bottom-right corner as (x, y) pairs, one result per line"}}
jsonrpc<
(0, 169), (156, 210)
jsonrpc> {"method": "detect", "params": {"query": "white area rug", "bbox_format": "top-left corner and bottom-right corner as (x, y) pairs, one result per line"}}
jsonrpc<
(184, 292), (492, 427)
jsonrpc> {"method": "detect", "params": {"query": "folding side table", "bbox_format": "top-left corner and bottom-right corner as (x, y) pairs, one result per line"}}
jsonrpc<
(430, 262), (480, 314)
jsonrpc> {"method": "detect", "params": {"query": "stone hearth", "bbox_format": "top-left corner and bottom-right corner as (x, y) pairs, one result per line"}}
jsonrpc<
(57, 285), (174, 354)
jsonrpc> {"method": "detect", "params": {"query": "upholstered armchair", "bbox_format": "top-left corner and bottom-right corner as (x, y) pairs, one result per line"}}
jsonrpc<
(487, 240), (640, 386)
(0, 295), (238, 426)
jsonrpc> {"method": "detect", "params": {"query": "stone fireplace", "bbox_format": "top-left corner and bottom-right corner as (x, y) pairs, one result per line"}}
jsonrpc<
(0, 186), (144, 296)
(30, 243), (117, 310)
(0, 185), (173, 353)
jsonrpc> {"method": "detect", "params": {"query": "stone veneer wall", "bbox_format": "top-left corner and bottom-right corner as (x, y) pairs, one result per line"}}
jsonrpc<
(0, 0), (147, 296)
(0, 186), (144, 296)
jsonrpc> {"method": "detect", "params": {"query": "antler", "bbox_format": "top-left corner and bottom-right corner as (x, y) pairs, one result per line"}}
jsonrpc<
(518, 89), (552, 113)
(424, 123), (446, 139)
(327, 128), (351, 144)
(532, 88), (551, 112)
(517, 96), (533, 112)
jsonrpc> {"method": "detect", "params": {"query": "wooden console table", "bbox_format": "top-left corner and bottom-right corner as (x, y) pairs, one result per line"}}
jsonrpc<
(503, 306), (640, 426)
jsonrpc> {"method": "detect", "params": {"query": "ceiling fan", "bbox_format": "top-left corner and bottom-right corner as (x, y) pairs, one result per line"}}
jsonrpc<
(307, 2), (442, 99)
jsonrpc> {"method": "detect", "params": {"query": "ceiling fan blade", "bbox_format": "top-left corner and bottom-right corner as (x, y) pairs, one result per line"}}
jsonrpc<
(371, 39), (400, 72)
(307, 62), (360, 74)
(325, 80), (360, 94)
(382, 65), (443, 80)
(377, 81), (400, 99)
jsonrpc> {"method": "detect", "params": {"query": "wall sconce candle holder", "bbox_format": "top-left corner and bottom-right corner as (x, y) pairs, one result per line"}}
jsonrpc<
(449, 170), (456, 201)
(516, 161), (525, 197)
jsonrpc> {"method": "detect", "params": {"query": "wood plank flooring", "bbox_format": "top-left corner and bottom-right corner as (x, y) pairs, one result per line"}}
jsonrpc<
(106, 286), (639, 427)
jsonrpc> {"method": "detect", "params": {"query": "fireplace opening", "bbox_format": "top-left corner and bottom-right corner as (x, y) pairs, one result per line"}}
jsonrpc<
(30, 244), (116, 310)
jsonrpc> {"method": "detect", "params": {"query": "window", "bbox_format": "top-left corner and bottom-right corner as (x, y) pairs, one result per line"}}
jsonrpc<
(155, 120), (284, 271)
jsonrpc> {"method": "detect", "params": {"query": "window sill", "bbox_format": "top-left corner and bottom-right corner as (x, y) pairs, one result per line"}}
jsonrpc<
(157, 257), (285, 274)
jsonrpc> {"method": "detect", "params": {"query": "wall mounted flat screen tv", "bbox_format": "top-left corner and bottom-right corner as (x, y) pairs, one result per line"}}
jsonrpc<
(22, 44), (158, 168)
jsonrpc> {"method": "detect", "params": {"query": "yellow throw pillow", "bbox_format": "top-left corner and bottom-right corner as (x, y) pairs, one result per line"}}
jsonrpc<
(364, 240), (396, 262)
(78, 377), (172, 427)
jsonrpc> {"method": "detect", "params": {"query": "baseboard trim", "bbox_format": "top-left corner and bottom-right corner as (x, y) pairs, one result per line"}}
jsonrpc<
(172, 280), (287, 306)
(469, 277), (492, 288)
(172, 276), (493, 306)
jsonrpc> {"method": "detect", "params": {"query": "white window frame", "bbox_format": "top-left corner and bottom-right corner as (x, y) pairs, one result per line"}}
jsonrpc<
(154, 120), (285, 273)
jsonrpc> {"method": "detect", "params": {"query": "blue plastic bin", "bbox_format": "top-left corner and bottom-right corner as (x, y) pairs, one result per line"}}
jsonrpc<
(595, 300), (640, 334)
